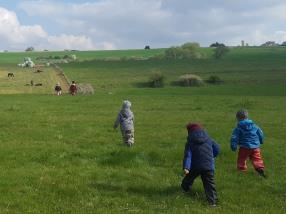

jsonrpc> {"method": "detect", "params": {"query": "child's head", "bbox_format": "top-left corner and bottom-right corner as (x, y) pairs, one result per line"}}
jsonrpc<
(186, 122), (203, 134)
(236, 109), (248, 120)
(122, 100), (131, 109)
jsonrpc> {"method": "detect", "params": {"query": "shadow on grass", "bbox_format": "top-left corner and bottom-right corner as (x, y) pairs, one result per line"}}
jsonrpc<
(89, 181), (179, 197)
(132, 82), (152, 88)
(89, 181), (207, 205)
(132, 82), (165, 88)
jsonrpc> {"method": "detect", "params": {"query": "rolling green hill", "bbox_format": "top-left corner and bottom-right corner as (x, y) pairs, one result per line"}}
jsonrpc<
(0, 47), (285, 213)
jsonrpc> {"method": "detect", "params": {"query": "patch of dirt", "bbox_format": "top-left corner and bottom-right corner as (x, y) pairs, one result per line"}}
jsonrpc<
(51, 64), (70, 92)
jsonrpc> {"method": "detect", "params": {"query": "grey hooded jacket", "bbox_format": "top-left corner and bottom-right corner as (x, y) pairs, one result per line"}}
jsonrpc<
(114, 101), (134, 131)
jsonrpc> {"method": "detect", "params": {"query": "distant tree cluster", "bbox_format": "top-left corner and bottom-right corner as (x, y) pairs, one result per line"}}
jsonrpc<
(260, 41), (279, 47)
(25, 46), (34, 52)
(259, 41), (286, 47)
(210, 42), (226, 47)
(164, 42), (204, 60)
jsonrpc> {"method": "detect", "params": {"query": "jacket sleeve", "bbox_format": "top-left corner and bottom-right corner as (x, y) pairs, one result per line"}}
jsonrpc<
(230, 128), (239, 151)
(212, 140), (220, 157)
(183, 142), (192, 170)
(256, 126), (264, 144)
(113, 113), (120, 128)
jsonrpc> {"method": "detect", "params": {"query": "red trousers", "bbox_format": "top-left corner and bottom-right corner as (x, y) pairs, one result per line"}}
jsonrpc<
(237, 148), (265, 171)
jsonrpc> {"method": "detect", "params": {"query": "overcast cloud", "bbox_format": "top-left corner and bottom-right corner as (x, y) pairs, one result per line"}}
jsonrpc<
(0, 0), (286, 50)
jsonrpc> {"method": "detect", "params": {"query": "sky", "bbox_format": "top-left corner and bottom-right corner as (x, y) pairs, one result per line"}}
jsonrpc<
(1, 0), (286, 51)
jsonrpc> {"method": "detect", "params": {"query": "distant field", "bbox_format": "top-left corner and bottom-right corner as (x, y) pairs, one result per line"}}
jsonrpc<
(0, 47), (285, 213)
(0, 67), (68, 94)
(0, 48), (165, 65)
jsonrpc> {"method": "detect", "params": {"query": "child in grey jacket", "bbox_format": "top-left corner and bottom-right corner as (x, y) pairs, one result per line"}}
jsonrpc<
(114, 100), (134, 147)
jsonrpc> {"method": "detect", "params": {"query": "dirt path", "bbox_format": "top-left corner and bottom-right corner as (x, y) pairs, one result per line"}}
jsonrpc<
(51, 64), (70, 93)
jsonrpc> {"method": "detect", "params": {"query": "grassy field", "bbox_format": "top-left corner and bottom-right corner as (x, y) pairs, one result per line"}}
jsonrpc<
(0, 47), (285, 213)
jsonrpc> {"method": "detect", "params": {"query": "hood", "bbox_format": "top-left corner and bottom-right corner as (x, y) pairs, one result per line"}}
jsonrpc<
(238, 119), (254, 131)
(122, 100), (131, 110)
(188, 130), (209, 145)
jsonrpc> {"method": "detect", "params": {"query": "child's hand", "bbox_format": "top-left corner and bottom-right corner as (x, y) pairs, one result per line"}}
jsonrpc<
(184, 169), (190, 175)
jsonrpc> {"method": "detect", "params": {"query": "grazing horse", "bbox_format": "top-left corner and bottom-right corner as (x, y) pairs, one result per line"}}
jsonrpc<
(8, 73), (14, 78)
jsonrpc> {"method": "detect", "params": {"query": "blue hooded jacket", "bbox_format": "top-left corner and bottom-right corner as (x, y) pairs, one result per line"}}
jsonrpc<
(230, 119), (264, 151)
(183, 130), (220, 171)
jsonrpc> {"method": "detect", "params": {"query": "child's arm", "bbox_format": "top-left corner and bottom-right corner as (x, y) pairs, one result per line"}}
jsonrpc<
(212, 140), (220, 157)
(230, 128), (239, 151)
(256, 126), (264, 144)
(183, 142), (192, 171)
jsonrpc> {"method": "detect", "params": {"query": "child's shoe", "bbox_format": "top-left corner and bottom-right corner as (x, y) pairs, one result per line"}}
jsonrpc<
(256, 168), (267, 178)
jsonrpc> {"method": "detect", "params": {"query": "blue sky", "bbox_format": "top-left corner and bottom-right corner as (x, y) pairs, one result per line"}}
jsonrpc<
(1, 0), (286, 51)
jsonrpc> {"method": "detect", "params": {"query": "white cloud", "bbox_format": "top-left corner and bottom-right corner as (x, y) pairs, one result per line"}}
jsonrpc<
(46, 34), (95, 50)
(19, 0), (178, 49)
(0, 6), (96, 50)
(9, 0), (286, 49)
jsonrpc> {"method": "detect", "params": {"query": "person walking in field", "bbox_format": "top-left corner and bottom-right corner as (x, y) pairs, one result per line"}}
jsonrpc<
(113, 100), (134, 147)
(54, 83), (62, 96)
(230, 109), (266, 178)
(181, 123), (220, 206)
(69, 81), (77, 95)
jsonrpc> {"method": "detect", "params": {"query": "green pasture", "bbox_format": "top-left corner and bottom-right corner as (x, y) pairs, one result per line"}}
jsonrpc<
(0, 47), (285, 213)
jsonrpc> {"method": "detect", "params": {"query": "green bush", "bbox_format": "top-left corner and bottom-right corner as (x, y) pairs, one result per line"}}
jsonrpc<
(214, 46), (230, 59)
(164, 42), (203, 60)
(149, 70), (165, 87)
(178, 74), (204, 87)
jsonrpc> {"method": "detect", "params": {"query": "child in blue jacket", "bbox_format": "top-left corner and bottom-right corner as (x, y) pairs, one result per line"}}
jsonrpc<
(181, 123), (220, 206)
(230, 109), (266, 178)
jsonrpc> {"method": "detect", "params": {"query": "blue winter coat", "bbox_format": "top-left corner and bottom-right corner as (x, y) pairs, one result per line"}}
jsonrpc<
(183, 130), (220, 171)
(230, 119), (264, 151)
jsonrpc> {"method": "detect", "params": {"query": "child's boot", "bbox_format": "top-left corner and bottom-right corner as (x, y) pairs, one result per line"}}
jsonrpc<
(256, 168), (267, 178)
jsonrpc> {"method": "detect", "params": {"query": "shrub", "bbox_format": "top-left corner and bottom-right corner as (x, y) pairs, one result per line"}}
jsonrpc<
(207, 75), (223, 84)
(63, 55), (71, 59)
(164, 42), (203, 60)
(149, 70), (165, 87)
(214, 46), (230, 59)
(178, 74), (204, 87)
(77, 83), (95, 95)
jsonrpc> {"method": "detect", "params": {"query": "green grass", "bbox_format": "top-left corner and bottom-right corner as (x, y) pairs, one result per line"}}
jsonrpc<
(0, 47), (285, 213)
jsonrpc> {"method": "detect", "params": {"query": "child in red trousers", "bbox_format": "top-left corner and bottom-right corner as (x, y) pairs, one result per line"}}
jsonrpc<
(230, 109), (266, 178)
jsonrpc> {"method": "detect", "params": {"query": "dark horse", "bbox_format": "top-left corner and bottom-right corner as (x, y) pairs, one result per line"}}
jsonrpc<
(8, 73), (14, 78)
